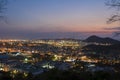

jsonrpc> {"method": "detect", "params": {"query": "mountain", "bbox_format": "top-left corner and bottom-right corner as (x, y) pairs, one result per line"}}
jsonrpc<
(84, 35), (120, 44)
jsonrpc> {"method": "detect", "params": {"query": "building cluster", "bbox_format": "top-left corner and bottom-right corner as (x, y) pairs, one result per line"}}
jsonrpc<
(0, 39), (119, 75)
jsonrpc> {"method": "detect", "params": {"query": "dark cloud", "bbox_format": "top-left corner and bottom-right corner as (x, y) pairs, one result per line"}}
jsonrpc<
(104, 27), (120, 30)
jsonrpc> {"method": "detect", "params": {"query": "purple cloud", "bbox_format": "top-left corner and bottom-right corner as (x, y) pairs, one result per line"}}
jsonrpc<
(104, 27), (120, 30)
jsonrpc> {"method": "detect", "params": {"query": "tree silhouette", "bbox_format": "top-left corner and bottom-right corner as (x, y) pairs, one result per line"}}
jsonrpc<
(106, 0), (120, 23)
(106, 0), (120, 37)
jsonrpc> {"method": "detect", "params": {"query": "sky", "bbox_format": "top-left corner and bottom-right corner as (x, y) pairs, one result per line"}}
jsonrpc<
(0, 0), (120, 39)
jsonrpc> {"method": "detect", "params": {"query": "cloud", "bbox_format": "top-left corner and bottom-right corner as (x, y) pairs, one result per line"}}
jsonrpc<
(104, 27), (120, 30)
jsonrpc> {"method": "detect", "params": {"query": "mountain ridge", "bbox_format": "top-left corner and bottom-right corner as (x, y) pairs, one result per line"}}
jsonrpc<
(84, 35), (120, 44)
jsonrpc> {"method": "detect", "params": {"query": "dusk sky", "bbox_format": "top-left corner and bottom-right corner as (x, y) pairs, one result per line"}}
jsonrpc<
(0, 0), (120, 39)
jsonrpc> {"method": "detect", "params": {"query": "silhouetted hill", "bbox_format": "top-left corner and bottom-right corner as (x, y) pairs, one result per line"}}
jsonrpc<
(84, 35), (120, 44)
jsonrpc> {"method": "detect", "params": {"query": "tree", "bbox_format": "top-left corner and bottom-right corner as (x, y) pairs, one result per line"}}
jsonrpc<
(106, 0), (120, 23)
(106, 0), (120, 37)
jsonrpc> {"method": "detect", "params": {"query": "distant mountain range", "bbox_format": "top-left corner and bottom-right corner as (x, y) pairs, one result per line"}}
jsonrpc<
(84, 35), (120, 44)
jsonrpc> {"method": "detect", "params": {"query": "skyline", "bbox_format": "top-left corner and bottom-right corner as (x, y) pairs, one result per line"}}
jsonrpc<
(0, 0), (120, 39)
